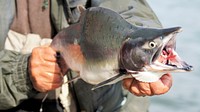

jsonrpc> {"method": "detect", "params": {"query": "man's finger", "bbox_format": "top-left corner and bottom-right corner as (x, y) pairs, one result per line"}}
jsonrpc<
(33, 47), (57, 62)
(123, 78), (141, 96)
(150, 74), (172, 95)
(161, 73), (173, 88)
(138, 82), (152, 96)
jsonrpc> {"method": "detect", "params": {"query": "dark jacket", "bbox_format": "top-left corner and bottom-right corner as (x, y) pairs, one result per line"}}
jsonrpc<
(0, 0), (162, 111)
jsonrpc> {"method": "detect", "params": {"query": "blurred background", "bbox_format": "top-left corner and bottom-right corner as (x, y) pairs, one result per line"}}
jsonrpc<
(148, 0), (200, 112)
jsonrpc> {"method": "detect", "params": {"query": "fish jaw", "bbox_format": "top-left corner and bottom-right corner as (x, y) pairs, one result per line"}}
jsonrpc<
(121, 27), (193, 83)
(147, 28), (193, 72)
(145, 48), (193, 72)
(133, 29), (193, 82)
(129, 48), (193, 83)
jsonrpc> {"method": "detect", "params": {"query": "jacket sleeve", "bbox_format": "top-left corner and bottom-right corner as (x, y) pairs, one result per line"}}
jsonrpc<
(0, 0), (15, 50)
(0, 50), (37, 110)
(91, 0), (162, 28)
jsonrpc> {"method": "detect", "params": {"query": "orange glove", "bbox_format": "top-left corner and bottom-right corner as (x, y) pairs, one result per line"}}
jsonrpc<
(123, 73), (172, 96)
(29, 46), (63, 92)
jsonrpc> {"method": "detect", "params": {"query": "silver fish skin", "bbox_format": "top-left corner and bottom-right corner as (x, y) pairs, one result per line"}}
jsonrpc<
(50, 7), (193, 89)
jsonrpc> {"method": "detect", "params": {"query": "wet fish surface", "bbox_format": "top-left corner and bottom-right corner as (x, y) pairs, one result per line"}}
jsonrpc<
(50, 7), (193, 89)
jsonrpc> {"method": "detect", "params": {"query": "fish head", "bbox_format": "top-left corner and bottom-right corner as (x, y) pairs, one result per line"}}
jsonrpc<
(120, 26), (193, 82)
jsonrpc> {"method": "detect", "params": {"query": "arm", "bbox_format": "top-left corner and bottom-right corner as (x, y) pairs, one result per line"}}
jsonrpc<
(0, 47), (63, 110)
(0, 0), (63, 110)
(0, 50), (36, 110)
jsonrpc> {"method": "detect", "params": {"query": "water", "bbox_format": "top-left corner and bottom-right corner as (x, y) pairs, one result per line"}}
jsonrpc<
(147, 0), (200, 112)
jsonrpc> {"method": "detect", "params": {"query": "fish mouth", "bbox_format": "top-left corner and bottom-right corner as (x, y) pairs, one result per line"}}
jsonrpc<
(146, 27), (193, 72)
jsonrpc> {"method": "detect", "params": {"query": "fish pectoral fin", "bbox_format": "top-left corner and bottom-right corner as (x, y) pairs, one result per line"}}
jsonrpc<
(64, 74), (81, 84)
(92, 72), (164, 90)
(91, 73), (127, 90)
(131, 72), (163, 82)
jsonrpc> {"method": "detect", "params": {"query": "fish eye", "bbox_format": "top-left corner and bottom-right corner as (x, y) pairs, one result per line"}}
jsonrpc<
(149, 41), (157, 48)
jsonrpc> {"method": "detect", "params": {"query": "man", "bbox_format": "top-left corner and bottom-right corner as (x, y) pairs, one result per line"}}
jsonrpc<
(0, 0), (172, 111)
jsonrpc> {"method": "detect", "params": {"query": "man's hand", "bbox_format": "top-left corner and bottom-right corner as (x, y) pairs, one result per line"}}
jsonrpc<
(29, 46), (63, 92)
(123, 74), (172, 96)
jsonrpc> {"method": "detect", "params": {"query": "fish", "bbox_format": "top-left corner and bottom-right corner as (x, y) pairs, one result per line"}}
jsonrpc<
(50, 6), (193, 89)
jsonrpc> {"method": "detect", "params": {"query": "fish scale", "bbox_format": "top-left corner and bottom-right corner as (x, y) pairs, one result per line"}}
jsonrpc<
(51, 7), (193, 89)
